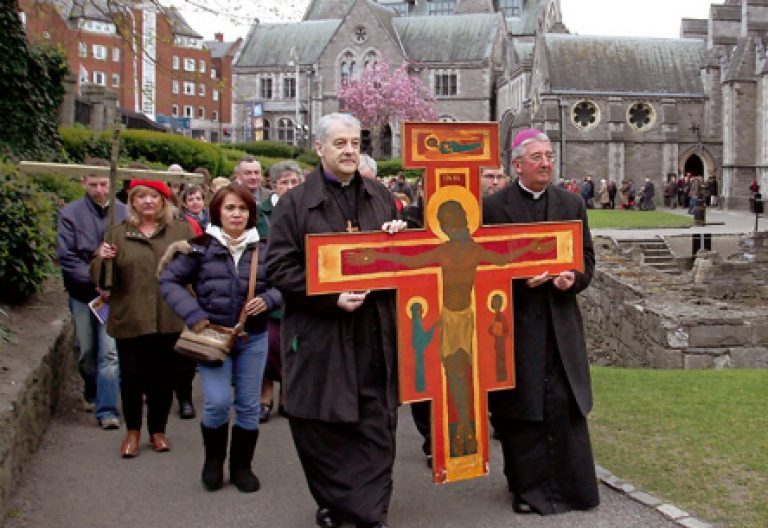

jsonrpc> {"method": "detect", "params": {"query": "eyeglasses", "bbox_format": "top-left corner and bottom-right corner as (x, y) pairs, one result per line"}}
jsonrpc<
(482, 174), (507, 182)
(526, 153), (556, 164)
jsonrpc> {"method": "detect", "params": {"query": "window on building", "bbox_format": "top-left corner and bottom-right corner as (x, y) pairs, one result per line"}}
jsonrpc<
(172, 80), (179, 94)
(263, 118), (271, 141)
(93, 71), (106, 85)
(260, 77), (273, 99)
(183, 81), (195, 95)
(572, 100), (599, 129)
(198, 107), (205, 119)
(363, 51), (378, 68)
(428, 0), (456, 16)
(212, 110), (219, 122)
(79, 42), (87, 58)
(92, 44), (107, 60)
(184, 105), (194, 118)
(497, 0), (521, 17)
(283, 77), (296, 99)
(212, 89), (219, 102)
(199, 60), (206, 73)
(172, 104), (179, 117)
(198, 83), (206, 96)
(277, 118), (294, 143)
(19, 11), (26, 27)
(340, 51), (355, 84)
(211, 68), (217, 79)
(184, 58), (196, 72)
(433, 71), (458, 96)
(112, 73), (120, 87)
(78, 19), (116, 34)
(79, 67), (89, 84)
(112, 47), (120, 62)
(628, 102), (655, 130)
(172, 56), (180, 70)
(388, 2), (410, 16)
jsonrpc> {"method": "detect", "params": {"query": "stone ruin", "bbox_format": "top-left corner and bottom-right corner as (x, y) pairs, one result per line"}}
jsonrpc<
(581, 233), (768, 369)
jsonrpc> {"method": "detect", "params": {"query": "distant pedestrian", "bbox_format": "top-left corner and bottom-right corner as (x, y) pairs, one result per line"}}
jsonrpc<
(607, 178), (617, 209)
(597, 179), (610, 209)
(663, 174), (677, 208)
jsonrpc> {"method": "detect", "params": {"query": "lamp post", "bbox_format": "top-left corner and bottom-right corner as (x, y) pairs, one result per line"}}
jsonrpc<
(289, 47), (301, 147)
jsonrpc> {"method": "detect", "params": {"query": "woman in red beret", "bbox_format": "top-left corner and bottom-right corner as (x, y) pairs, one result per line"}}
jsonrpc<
(91, 180), (195, 458)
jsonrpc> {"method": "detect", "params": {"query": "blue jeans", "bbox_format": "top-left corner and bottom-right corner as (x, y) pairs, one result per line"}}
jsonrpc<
(69, 297), (120, 421)
(198, 331), (267, 430)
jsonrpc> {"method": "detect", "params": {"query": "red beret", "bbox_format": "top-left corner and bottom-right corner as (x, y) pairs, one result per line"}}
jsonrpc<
(128, 179), (171, 199)
(511, 128), (546, 149)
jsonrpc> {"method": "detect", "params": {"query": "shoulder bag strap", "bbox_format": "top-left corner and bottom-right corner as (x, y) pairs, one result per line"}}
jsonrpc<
(237, 245), (259, 328)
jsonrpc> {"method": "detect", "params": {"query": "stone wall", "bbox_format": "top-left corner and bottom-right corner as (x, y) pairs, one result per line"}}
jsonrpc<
(581, 251), (768, 369)
(0, 281), (74, 523)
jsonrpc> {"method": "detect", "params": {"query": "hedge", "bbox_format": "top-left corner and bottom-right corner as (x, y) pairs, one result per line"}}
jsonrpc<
(60, 127), (226, 175)
(0, 167), (57, 303)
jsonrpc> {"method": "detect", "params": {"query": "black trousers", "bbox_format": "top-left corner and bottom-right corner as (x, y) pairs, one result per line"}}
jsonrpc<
(116, 333), (177, 433)
(173, 352), (197, 402)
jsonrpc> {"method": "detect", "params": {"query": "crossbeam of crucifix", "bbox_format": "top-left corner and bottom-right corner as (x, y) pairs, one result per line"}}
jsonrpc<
(18, 161), (204, 184)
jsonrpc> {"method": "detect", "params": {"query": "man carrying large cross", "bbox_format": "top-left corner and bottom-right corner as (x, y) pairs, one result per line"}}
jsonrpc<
(483, 129), (599, 515)
(265, 113), (405, 528)
(56, 158), (126, 428)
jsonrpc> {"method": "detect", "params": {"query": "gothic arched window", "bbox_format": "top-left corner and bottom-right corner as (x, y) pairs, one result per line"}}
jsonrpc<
(363, 51), (378, 69)
(340, 51), (355, 84)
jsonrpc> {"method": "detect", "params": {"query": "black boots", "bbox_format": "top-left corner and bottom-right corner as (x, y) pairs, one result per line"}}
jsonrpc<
(201, 423), (228, 491)
(229, 425), (260, 493)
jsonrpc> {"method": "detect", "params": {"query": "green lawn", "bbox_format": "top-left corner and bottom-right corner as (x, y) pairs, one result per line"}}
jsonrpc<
(590, 367), (768, 527)
(587, 209), (694, 229)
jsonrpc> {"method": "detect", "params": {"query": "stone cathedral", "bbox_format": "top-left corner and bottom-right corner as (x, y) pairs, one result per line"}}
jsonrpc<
(233, 0), (768, 209)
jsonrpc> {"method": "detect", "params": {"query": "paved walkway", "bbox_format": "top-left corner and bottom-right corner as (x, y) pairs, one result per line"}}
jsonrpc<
(6, 384), (682, 528)
(593, 206), (764, 239)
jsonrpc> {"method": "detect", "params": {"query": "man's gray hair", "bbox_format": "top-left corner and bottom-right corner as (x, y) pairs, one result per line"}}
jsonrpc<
(269, 160), (302, 186)
(358, 154), (377, 176)
(316, 113), (361, 143)
(510, 132), (551, 160)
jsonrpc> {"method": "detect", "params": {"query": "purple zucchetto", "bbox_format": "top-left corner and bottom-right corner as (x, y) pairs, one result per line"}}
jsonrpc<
(511, 128), (545, 149)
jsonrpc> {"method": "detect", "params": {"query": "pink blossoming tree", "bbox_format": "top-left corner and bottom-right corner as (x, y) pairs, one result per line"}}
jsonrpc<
(337, 57), (437, 159)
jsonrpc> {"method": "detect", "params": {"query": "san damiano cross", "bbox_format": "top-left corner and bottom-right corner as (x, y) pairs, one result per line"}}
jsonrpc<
(306, 122), (584, 483)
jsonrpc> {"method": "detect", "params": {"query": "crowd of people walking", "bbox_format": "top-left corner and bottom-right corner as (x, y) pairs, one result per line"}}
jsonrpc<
(57, 117), (601, 527)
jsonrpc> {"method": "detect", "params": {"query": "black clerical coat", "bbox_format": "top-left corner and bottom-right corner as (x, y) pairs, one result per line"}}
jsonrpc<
(482, 182), (595, 420)
(265, 167), (399, 422)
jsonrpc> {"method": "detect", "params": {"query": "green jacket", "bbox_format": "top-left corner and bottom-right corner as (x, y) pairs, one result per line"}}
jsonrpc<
(91, 219), (194, 339)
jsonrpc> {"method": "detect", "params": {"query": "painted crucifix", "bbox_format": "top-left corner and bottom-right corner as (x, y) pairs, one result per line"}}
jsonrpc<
(306, 122), (584, 483)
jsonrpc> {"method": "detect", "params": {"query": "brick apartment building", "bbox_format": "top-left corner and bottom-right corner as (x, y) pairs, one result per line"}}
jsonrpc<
(19, 0), (240, 143)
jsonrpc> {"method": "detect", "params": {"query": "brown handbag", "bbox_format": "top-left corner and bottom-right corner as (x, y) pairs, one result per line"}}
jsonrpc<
(174, 246), (259, 366)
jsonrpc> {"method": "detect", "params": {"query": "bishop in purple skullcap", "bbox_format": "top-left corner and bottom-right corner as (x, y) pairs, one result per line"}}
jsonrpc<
(511, 128), (546, 149)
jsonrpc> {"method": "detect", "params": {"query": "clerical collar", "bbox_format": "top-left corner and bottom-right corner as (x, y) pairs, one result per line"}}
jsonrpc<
(517, 180), (547, 200)
(323, 169), (355, 187)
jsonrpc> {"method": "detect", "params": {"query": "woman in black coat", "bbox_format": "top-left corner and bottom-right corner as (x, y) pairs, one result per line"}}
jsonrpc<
(159, 183), (281, 493)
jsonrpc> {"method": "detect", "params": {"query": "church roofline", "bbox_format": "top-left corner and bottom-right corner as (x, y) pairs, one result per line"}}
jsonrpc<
(550, 89), (707, 98)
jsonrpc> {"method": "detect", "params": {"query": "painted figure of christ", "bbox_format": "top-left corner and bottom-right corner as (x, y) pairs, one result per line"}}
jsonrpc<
(351, 199), (554, 457)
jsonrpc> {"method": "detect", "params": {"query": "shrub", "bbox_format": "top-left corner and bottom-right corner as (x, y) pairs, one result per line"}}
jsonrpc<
(60, 127), (227, 176)
(0, 167), (57, 303)
(59, 126), (110, 161)
(376, 158), (423, 180)
(30, 173), (84, 204)
(296, 150), (320, 167)
(231, 141), (298, 159)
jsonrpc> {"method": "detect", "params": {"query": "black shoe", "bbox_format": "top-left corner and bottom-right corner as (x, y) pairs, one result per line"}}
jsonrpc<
(259, 403), (272, 424)
(356, 523), (388, 528)
(179, 400), (196, 419)
(512, 495), (535, 514)
(315, 508), (340, 528)
(425, 455), (432, 469)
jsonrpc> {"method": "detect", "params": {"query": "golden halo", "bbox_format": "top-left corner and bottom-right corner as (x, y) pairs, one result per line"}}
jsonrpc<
(405, 296), (429, 319)
(424, 135), (439, 151)
(425, 186), (480, 241)
(486, 290), (508, 312)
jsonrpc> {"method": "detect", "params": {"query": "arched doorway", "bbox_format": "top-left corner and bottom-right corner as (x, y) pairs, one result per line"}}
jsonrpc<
(684, 153), (704, 176)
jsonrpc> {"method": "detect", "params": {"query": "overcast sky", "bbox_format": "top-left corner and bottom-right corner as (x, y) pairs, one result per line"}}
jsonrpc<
(176, 0), (718, 42)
